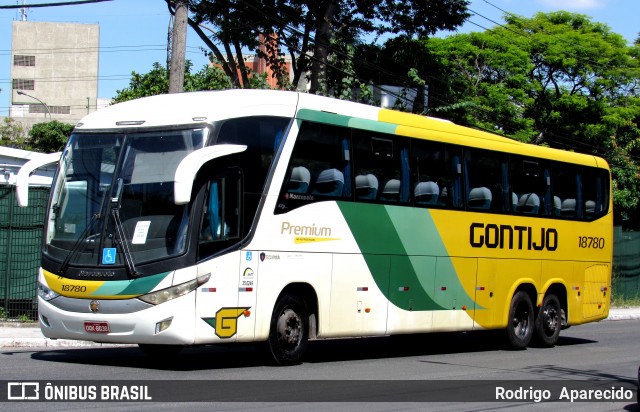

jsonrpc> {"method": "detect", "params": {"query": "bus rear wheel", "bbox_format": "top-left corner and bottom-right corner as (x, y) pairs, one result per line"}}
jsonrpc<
(534, 294), (561, 346)
(267, 294), (309, 366)
(506, 291), (534, 349)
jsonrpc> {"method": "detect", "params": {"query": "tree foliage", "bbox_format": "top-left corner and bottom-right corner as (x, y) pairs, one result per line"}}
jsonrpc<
(169, 0), (470, 95)
(27, 121), (74, 153)
(407, 12), (640, 222)
(0, 117), (26, 148)
(113, 61), (248, 103)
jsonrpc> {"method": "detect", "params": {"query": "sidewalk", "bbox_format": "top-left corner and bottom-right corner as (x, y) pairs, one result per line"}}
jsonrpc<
(0, 321), (129, 348)
(1, 307), (639, 349)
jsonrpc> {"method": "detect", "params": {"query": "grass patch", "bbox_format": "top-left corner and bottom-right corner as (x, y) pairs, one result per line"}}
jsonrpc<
(610, 293), (640, 308)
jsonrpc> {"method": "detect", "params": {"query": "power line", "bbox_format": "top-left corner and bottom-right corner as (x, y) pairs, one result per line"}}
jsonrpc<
(0, 0), (112, 9)
(0, 44), (205, 55)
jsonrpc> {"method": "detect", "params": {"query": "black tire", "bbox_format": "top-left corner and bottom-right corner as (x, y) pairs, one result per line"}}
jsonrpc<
(267, 294), (309, 366)
(138, 344), (183, 357)
(534, 294), (561, 347)
(506, 291), (534, 349)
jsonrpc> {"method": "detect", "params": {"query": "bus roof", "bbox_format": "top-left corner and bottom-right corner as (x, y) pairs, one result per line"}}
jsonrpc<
(75, 90), (301, 130)
(75, 90), (608, 170)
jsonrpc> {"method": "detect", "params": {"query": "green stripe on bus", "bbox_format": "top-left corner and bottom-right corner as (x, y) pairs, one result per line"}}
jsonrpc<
(296, 109), (397, 134)
(337, 202), (477, 311)
(93, 271), (172, 297)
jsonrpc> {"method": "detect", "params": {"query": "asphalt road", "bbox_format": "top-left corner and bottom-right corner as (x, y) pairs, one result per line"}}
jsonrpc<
(1, 319), (638, 411)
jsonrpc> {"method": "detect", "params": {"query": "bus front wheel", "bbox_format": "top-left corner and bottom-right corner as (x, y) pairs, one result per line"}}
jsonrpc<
(267, 294), (309, 366)
(534, 294), (561, 346)
(506, 291), (534, 349)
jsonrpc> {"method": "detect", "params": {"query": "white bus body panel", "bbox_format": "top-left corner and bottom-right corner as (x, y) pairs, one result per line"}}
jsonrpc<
(194, 252), (241, 344)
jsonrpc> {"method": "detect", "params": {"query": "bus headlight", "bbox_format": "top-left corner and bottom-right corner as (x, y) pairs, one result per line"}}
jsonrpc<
(138, 273), (211, 305)
(37, 282), (60, 301)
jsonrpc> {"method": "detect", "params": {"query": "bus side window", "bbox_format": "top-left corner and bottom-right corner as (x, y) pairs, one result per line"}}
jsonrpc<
(582, 167), (610, 220)
(553, 163), (582, 219)
(412, 140), (460, 208)
(352, 130), (408, 204)
(277, 121), (350, 213)
(199, 171), (241, 258)
(510, 157), (550, 216)
(464, 148), (508, 212)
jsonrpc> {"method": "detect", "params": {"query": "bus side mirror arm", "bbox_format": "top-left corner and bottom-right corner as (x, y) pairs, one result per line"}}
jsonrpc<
(174, 144), (247, 205)
(16, 152), (62, 207)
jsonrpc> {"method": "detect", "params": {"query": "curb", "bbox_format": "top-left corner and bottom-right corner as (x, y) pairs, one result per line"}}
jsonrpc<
(0, 322), (132, 349)
(0, 337), (128, 349)
(604, 307), (640, 321)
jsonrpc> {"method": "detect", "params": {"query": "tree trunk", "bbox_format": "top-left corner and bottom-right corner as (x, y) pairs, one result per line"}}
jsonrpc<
(309, 0), (336, 95)
(169, 0), (188, 93)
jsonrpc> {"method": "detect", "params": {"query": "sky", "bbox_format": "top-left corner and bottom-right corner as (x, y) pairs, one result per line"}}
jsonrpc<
(0, 0), (638, 117)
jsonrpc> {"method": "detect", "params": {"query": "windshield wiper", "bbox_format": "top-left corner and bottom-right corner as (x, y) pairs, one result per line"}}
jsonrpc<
(111, 206), (140, 278)
(110, 178), (140, 278)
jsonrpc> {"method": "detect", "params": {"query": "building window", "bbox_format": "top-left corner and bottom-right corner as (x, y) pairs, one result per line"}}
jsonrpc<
(29, 105), (70, 115)
(13, 79), (35, 90)
(14, 55), (35, 66)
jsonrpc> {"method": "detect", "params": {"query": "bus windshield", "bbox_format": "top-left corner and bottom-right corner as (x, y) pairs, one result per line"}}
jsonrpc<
(45, 128), (207, 268)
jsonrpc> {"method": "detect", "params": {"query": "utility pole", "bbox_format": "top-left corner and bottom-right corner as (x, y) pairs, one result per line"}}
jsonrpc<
(167, 14), (173, 71)
(20, 0), (28, 21)
(168, 0), (187, 94)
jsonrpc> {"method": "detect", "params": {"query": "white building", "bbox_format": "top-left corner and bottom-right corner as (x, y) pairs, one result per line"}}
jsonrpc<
(9, 20), (100, 130)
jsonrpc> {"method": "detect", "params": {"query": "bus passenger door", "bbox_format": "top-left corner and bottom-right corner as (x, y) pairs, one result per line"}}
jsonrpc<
(194, 172), (244, 344)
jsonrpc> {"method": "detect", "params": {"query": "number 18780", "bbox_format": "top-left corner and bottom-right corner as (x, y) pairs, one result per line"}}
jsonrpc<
(578, 236), (605, 249)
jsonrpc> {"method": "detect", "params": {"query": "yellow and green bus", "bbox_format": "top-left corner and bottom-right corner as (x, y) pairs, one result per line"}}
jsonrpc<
(22, 90), (611, 365)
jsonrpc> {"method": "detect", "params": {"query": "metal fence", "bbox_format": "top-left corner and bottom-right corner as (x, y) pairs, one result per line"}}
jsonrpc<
(0, 185), (49, 320)
(613, 226), (640, 301)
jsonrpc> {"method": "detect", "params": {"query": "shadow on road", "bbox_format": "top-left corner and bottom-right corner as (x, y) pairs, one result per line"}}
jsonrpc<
(23, 329), (598, 372)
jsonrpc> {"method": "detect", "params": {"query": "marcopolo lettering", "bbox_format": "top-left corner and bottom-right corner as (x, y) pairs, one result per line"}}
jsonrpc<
(470, 223), (558, 251)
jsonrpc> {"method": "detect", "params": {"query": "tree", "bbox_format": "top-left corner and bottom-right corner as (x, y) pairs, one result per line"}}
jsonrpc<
(169, 0), (470, 95)
(113, 61), (246, 103)
(421, 31), (535, 140)
(416, 12), (640, 222)
(113, 62), (170, 103)
(0, 117), (27, 148)
(27, 121), (74, 153)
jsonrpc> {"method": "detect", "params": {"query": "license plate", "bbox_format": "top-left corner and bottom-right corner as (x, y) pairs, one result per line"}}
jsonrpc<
(84, 321), (110, 334)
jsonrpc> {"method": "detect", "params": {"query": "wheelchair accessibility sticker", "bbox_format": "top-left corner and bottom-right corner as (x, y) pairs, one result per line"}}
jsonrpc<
(102, 248), (117, 265)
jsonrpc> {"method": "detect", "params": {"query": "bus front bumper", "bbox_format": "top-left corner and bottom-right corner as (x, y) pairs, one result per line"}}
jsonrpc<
(37, 293), (196, 345)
